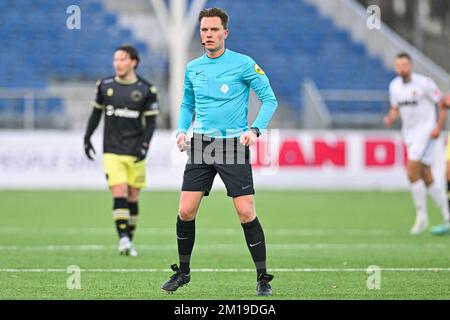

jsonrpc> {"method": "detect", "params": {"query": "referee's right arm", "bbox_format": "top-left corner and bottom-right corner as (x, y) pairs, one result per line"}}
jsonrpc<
(177, 69), (195, 135)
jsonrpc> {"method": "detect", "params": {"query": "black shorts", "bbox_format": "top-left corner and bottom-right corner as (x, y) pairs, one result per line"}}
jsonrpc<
(181, 134), (255, 197)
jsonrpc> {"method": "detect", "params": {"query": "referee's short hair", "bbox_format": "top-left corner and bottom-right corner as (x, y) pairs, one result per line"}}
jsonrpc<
(198, 7), (229, 29)
(115, 45), (140, 69)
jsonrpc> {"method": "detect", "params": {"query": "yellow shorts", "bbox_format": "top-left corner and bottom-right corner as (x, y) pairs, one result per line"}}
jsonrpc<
(103, 153), (146, 189)
(447, 133), (450, 162)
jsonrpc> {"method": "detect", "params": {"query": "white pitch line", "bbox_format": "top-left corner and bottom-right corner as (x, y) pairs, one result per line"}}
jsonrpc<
(0, 228), (398, 236)
(0, 243), (447, 251)
(0, 268), (449, 273)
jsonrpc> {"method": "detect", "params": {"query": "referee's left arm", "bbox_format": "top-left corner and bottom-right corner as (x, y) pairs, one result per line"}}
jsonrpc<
(243, 59), (278, 132)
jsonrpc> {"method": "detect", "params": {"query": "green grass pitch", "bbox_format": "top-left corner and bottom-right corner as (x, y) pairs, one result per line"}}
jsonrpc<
(0, 190), (449, 300)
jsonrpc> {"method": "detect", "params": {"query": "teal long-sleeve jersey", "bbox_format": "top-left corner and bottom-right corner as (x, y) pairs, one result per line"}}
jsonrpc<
(177, 49), (278, 138)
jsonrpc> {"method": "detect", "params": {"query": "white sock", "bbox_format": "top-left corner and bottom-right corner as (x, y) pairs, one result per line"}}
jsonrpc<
(410, 180), (428, 220)
(427, 182), (450, 223)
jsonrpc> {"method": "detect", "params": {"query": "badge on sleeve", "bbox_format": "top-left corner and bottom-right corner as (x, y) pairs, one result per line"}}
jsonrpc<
(254, 64), (265, 75)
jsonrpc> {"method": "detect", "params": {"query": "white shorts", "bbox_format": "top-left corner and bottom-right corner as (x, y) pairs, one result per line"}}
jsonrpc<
(406, 138), (435, 166)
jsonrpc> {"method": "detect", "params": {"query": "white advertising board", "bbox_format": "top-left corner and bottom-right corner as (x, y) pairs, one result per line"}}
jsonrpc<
(0, 130), (446, 190)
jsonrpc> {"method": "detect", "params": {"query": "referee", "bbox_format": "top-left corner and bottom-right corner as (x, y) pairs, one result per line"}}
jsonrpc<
(161, 8), (278, 296)
(83, 45), (159, 256)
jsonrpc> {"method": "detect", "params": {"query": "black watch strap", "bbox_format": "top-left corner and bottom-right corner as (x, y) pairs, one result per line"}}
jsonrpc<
(251, 127), (261, 138)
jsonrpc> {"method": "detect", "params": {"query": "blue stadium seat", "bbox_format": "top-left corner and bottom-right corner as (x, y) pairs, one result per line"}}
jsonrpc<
(0, 0), (164, 83)
(0, 0), (166, 121)
(207, 0), (395, 117)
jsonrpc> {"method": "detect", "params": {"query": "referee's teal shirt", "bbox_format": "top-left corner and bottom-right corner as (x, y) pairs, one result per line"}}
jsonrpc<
(177, 49), (278, 138)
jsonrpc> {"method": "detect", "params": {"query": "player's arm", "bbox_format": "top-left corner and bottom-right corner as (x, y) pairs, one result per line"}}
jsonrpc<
(177, 68), (195, 152)
(384, 82), (400, 128)
(135, 86), (159, 162)
(142, 115), (157, 145)
(425, 78), (445, 139)
(83, 80), (105, 160)
(431, 101), (447, 139)
(241, 59), (278, 146)
(134, 115), (157, 162)
(442, 95), (450, 108)
(383, 107), (399, 128)
(431, 94), (449, 139)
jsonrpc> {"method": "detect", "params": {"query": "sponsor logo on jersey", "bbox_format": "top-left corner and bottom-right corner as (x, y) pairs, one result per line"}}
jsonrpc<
(107, 88), (114, 96)
(398, 99), (418, 107)
(105, 105), (140, 119)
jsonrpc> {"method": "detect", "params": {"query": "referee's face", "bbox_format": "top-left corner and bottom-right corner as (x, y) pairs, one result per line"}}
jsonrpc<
(113, 50), (137, 78)
(200, 17), (228, 53)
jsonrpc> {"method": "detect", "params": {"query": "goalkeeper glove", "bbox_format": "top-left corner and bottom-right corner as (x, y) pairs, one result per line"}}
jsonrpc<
(135, 142), (149, 163)
(84, 138), (96, 161)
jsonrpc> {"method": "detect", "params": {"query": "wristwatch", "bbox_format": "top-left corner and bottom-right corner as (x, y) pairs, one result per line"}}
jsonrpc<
(250, 127), (261, 138)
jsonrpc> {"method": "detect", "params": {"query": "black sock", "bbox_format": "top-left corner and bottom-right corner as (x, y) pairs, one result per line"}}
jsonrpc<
(241, 217), (267, 280)
(113, 198), (130, 239)
(128, 202), (138, 241)
(177, 216), (195, 274)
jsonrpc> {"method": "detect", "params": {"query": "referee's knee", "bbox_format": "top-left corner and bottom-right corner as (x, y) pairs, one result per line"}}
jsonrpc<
(237, 209), (256, 224)
(178, 207), (197, 221)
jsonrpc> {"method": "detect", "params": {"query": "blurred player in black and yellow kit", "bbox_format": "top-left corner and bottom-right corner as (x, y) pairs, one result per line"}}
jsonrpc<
(83, 45), (159, 255)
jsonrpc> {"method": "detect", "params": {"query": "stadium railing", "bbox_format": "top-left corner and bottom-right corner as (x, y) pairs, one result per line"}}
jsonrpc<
(308, 0), (450, 94)
(0, 88), (69, 130)
(302, 79), (332, 129)
(301, 80), (391, 129)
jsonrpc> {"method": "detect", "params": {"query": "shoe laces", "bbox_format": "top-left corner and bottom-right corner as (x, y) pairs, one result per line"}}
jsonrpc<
(258, 273), (274, 285)
(169, 264), (183, 280)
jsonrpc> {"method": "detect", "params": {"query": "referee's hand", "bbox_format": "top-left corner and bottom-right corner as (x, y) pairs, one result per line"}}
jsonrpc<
(177, 132), (190, 152)
(240, 130), (257, 147)
(84, 139), (96, 161)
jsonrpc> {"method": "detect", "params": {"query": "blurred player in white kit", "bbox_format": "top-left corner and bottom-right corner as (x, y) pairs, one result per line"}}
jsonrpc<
(384, 52), (450, 235)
